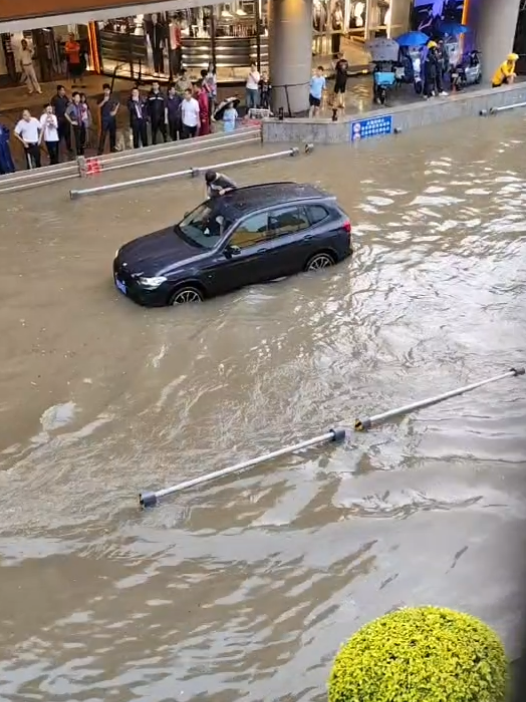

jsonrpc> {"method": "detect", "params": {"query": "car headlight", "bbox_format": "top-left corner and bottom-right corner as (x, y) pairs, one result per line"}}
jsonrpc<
(137, 276), (167, 289)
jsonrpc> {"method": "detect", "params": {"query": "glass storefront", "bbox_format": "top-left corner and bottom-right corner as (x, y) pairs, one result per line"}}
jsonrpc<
(0, 0), (416, 87)
(93, 3), (268, 84)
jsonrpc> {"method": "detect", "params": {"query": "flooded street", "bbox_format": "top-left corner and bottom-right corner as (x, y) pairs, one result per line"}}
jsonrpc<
(1, 115), (526, 702)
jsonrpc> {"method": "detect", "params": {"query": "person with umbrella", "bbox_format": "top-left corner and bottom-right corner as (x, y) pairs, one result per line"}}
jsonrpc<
(214, 97), (240, 133)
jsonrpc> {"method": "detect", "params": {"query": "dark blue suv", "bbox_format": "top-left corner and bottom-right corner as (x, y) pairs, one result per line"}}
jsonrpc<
(113, 182), (352, 307)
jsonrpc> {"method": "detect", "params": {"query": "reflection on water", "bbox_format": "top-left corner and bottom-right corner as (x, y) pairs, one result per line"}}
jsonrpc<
(0, 115), (526, 701)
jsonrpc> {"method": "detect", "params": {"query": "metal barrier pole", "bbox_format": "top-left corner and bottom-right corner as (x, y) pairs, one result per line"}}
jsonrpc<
(70, 147), (302, 199)
(101, 135), (260, 175)
(480, 101), (526, 116)
(190, 146), (300, 176)
(354, 367), (524, 431)
(139, 427), (346, 508)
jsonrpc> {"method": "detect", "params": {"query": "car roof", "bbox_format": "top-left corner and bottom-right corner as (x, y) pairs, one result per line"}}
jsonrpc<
(216, 182), (336, 218)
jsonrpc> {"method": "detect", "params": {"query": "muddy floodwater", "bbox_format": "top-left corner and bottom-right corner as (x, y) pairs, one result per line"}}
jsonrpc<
(1, 115), (526, 702)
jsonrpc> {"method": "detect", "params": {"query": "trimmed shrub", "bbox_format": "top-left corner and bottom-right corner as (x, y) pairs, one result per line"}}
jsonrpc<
(328, 605), (508, 702)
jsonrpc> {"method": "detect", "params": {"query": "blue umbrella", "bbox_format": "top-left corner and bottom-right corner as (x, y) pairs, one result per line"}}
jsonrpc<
(395, 31), (430, 48)
(439, 22), (470, 36)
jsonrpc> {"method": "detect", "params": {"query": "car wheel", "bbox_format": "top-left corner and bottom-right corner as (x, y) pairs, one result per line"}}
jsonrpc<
(305, 252), (335, 271)
(169, 286), (204, 305)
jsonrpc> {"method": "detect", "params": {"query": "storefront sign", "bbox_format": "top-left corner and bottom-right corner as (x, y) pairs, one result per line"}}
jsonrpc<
(350, 115), (393, 142)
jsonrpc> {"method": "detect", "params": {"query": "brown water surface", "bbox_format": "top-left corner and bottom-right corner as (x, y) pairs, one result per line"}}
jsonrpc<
(1, 116), (526, 702)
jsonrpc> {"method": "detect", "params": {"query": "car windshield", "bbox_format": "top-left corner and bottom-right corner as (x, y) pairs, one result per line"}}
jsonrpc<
(175, 202), (232, 250)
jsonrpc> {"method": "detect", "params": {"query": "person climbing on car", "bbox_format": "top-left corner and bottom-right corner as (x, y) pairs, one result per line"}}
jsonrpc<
(492, 53), (518, 87)
(205, 170), (237, 198)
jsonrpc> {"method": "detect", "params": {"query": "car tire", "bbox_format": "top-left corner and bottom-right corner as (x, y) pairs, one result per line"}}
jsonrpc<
(305, 252), (336, 272)
(168, 285), (204, 305)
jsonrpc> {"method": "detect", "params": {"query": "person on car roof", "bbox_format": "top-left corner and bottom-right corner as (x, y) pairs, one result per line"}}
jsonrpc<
(205, 170), (237, 198)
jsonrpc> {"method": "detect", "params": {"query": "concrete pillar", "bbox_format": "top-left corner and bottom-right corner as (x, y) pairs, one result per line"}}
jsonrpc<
(467, 0), (521, 83)
(268, 0), (313, 116)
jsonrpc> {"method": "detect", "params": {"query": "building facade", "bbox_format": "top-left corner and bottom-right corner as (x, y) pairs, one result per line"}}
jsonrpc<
(0, 0), (522, 112)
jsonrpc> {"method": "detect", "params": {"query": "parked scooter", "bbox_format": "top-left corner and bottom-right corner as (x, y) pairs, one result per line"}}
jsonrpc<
(451, 50), (482, 90)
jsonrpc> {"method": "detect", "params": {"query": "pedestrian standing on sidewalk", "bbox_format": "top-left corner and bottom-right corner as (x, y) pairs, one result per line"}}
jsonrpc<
(166, 84), (182, 141)
(309, 66), (326, 117)
(80, 93), (93, 147)
(147, 80), (167, 144)
(66, 91), (88, 156)
(97, 83), (119, 154)
(196, 81), (211, 136)
(332, 52), (348, 109)
(65, 34), (82, 86)
(259, 72), (272, 110)
(51, 85), (72, 154)
(128, 87), (148, 148)
(39, 104), (60, 165)
(0, 124), (15, 174)
(246, 62), (261, 110)
(181, 88), (200, 138)
(19, 40), (41, 95)
(14, 109), (42, 169)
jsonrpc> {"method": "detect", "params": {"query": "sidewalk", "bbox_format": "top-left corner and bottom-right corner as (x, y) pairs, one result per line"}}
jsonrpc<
(0, 72), (461, 169)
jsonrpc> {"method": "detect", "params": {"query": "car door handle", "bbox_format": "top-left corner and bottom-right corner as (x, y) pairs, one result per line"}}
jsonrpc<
(303, 235), (314, 240)
(257, 248), (267, 253)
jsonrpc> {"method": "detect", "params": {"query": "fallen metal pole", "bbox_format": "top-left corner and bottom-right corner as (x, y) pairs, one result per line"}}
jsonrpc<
(190, 146), (301, 176)
(480, 102), (526, 116)
(70, 148), (300, 199)
(354, 367), (524, 431)
(101, 135), (260, 174)
(139, 427), (346, 508)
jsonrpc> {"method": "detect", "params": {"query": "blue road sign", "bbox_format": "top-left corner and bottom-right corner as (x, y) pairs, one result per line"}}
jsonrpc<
(350, 115), (393, 142)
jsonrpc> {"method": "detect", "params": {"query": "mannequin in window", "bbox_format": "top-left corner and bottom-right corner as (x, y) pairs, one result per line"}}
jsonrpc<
(377, 0), (390, 27)
(331, 1), (343, 55)
(350, 1), (365, 29)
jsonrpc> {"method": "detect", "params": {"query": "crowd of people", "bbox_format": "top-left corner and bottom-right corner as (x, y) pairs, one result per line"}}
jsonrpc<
(1, 62), (274, 173)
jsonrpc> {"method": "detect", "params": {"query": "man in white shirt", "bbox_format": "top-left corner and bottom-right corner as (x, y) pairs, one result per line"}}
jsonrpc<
(14, 109), (42, 169)
(181, 88), (200, 139)
(19, 39), (41, 95)
(40, 104), (60, 165)
(246, 62), (260, 110)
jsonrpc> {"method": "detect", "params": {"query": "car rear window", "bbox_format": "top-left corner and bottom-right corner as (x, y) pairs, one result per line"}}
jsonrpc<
(306, 205), (329, 225)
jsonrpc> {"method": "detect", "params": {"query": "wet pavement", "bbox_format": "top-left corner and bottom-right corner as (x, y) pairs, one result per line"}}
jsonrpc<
(1, 113), (526, 701)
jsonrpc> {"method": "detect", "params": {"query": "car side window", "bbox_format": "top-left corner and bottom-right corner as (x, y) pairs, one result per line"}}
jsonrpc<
(229, 213), (269, 249)
(267, 206), (310, 238)
(306, 205), (329, 225)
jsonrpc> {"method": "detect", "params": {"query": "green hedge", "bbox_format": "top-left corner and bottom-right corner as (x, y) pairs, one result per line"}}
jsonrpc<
(328, 605), (508, 702)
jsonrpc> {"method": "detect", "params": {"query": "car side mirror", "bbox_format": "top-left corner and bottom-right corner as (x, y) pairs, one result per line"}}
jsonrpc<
(225, 244), (241, 258)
